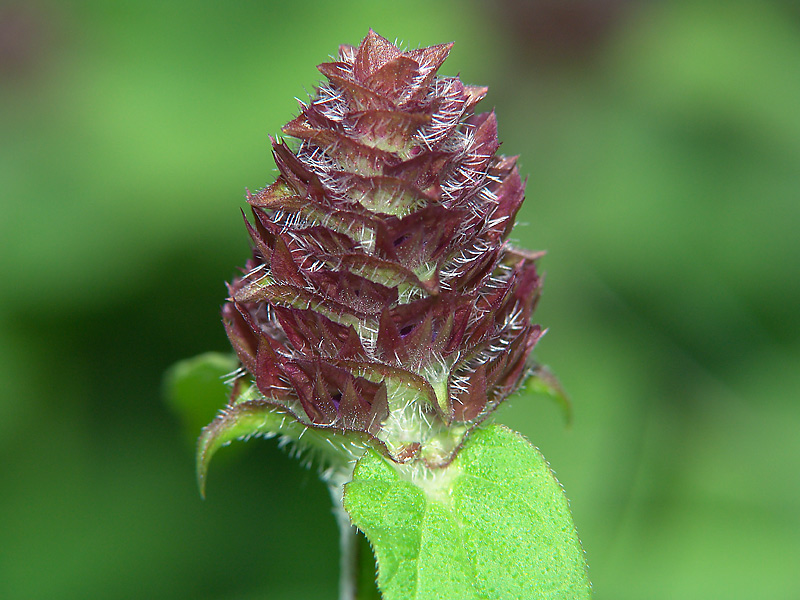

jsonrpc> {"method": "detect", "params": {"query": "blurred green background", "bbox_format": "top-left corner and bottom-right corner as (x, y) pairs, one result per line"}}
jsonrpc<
(1, 0), (799, 598)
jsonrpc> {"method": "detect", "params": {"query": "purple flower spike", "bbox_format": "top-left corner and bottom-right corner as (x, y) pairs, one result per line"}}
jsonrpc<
(216, 31), (544, 465)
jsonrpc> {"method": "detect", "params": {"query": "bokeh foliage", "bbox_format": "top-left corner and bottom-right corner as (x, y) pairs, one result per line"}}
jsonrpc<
(1, 1), (798, 598)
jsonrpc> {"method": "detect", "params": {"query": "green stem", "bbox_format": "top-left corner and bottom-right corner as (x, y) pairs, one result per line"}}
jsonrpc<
(355, 530), (381, 600)
(330, 478), (357, 600)
(328, 475), (380, 600)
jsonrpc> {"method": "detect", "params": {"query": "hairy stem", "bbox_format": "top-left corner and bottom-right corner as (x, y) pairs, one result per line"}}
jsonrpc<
(355, 530), (381, 600)
(330, 482), (358, 600)
(328, 475), (380, 600)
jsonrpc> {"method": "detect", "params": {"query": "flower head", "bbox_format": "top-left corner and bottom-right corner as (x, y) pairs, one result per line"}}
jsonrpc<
(215, 31), (543, 465)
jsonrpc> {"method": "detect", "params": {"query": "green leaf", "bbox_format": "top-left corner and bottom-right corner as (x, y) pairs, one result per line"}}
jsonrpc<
(196, 382), (371, 497)
(526, 364), (573, 426)
(163, 352), (239, 445)
(166, 353), (373, 497)
(344, 424), (591, 600)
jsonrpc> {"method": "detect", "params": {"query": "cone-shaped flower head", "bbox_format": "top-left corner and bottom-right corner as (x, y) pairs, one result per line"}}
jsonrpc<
(217, 31), (543, 465)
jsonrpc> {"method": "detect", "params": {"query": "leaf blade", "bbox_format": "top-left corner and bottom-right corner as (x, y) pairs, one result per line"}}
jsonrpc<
(344, 424), (591, 600)
(163, 352), (239, 445)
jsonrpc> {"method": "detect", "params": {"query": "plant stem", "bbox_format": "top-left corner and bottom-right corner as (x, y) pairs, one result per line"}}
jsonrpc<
(355, 529), (381, 600)
(328, 475), (380, 600)
(330, 481), (358, 600)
